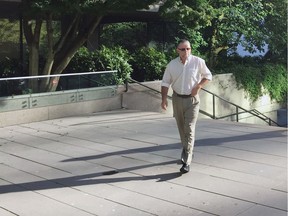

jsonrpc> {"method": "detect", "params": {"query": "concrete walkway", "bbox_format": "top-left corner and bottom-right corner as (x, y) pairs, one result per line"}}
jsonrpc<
(0, 109), (287, 216)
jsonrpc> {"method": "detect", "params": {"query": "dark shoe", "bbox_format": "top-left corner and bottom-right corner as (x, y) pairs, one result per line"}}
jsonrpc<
(180, 154), (193, 165)
(180, 164), (190, 173)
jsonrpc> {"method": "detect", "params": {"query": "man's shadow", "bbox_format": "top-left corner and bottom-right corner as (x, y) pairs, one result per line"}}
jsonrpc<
(62, 143), (181, 162)
(0, 159), (182, 194)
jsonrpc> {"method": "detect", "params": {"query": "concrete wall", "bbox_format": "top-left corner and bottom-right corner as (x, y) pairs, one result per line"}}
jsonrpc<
(0, 74), (284, 127)
(121, 74), (283, 126)
(199, 73), (283, 125)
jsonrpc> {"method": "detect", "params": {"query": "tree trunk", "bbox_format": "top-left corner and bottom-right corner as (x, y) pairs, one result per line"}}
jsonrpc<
(44, 15), (103, 92)
(39, 13), (55, 92)
(23, 14), (103, 93)
(28, 43), (40, 92)
(23, 18), (42, 93)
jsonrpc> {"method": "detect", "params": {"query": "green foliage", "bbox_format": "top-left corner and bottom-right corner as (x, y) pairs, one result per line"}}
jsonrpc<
(0, 57), (20, 77)
(130, 47), (168, 81)
(159, 0), (210, 27)
(100, 22), (147, 53)
(0, 19), (19, 43)
(1, 0), (286, 99)
(20, 0), (157, 92)
(66, 47), (95, 72)
(262, 63), (287, 102)
(220, 58), (287, 103)
(0, 57), (23, 96)
(95, 45), (132, 84)
(232, 64), (263, 101)
(263, 0), (287, 62)
(175, 22), (207, 57)
(160, 0), (285, 66)
(24, 0), (156, 16)
(66, 46), (132, 85)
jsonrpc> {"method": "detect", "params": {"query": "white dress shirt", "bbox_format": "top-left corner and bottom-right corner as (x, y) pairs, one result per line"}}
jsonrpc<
(161, 55), (212, 95)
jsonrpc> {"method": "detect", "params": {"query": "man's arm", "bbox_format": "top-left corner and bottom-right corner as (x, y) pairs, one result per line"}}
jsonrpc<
(161, 86), (169, 110)
(191, 78), (209, 96)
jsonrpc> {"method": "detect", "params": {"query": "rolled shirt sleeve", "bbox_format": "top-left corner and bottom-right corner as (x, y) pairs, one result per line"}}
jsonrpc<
(161, 63), (172, 88)
(199, 58), (212, 81)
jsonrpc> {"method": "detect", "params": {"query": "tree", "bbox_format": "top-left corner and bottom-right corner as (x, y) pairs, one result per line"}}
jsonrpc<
(159, 0), (283, 67)
(100, 22), (148, 52)
(262, 0), (287, 62)
(21, 0), (157, 92)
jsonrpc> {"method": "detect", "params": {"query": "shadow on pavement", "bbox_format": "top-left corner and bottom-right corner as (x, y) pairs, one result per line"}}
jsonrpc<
(0, 160), (182, 194)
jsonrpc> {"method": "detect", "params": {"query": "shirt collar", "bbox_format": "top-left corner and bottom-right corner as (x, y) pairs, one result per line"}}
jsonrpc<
(178, 55), (192, 64)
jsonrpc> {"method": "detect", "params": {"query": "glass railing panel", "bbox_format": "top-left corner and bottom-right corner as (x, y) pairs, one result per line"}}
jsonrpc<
(0, 70), (117, 97)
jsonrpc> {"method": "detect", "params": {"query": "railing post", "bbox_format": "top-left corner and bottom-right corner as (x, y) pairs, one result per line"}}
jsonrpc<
(124, 79), (128, 92)
(78, 75), (80, 90)
(236, 107), (239, 122)
(269, 118), (271, 126)
(213, 95), (216, 119)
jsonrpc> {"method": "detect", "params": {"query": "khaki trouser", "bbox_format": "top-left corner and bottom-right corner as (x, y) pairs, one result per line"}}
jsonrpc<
(172, 93), (200, 165)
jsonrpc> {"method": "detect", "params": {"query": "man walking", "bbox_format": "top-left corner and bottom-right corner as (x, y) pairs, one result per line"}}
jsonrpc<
(161, 39), (212, 173)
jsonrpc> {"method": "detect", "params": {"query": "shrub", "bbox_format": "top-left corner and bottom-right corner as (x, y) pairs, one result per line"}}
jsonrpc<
(229, 62), (287, 103)
(232, 64), (263, 101)
(94, 45), (132, 84)
(66, 47), (95, 72)
(0, 57), (23, 96)
(66, 46), (132, 86)
(262, 63), (287, 103)
(131, 47), (168, 81)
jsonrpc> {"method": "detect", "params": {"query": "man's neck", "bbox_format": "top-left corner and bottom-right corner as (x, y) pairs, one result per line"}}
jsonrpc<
(180, 56), (188, 64)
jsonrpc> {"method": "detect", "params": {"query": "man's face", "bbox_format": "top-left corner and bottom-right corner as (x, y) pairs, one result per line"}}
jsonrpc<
(177, 42), (191, 60)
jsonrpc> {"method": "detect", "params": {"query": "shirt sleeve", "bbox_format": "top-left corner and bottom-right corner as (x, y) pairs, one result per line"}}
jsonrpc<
(161, 63), (172, 88)
(200, 59), (212, 81)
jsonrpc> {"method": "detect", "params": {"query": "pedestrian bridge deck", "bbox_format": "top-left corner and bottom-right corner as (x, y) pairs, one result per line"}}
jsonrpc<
(0, 109), (287, 216)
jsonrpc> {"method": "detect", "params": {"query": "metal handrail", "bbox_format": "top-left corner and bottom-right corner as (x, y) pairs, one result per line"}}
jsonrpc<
(0, 70), (117, 81)
(127, 78), (279, 126)
(201, 88), (279, 126)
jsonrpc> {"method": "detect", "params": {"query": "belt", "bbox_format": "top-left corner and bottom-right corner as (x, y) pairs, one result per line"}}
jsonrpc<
(173, 91), (192, 98)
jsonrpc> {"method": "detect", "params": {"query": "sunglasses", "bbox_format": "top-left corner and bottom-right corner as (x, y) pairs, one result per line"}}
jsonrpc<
(178, 48), (191, 51)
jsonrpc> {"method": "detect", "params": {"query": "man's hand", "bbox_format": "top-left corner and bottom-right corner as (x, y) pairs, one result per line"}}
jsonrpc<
(191, 84), (201, 96)
(161, 99), (168, 110)
(161, 86), (169, 110)
(191, 78), (209, 96)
